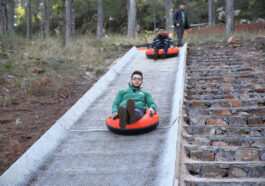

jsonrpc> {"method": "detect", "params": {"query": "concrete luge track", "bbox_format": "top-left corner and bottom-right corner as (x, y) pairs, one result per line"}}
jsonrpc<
(0, 46), (187, 186)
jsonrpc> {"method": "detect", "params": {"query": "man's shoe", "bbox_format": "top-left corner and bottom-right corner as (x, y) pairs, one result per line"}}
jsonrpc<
(154, 53), (158, 60)
(118, 107), (127, 129)
(126, 99), (137, 123)
(161, 53), (166, 59)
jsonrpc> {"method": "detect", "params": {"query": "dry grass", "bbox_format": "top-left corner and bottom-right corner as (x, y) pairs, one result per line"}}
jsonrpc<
(0, 34), (147, 107)
(184, 23), (265, 43)
(1, 26), (264, 107)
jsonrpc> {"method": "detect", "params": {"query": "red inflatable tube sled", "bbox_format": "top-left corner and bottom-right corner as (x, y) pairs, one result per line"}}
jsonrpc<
(137, 47), (148, 51)
(146, 46), (179, 59)
(106, 109), (159, 135)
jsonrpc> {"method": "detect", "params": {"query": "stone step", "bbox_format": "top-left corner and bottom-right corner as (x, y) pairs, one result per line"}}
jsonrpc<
(185, 106), (265, 117)
(188, 59), (240, 62)
(186, 79), (264, 86)
(184, 98), (265, 109)
(187, 62), (242, 67)
(184, 115), (263, 122)
(188, 57), (237, 61)
(186, 88), (265, 95)
(183, 126), (265, 137)
(184, 145), (265, 162)
(187, 65), (245, 71)
(187, 72), (262, 79)
(184, 116), (265, 128)
(187, 74), (258, 81)
(185, 115), (265, 128)
(185, 179), (265, 186)
(186, 162), (265, 178)
(188, 54), (235, 57)
(187, 65), (248, 70)
(187, 67), (254, 74)
(186, 83), (265, 91)
(183, 135), (265, 148)
(188, 50), (232, 53)
(186, 79), (264, 85)
(187, 58), (239, 62)
(188, 51), (233, 54)
(185, 93), (265, 100)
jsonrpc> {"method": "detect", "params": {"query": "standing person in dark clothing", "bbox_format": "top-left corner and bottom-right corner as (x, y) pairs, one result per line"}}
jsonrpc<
(149, 26), (177, 60)
(173, 2), (190, 47)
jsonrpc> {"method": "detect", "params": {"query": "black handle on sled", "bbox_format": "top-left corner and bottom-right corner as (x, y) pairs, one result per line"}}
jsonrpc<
(150, 112), (153, 118)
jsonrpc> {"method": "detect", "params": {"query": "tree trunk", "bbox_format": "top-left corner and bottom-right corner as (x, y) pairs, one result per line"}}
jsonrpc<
(34, 0), (40, 16)
(127, 0), (136, 38)
(152, 0), (156, 31)
(225, 0), (234, 35)
(62, 0), (65, 45)
(44, 0), (50, 38)
(126, 0), (130, 32)
(7, 0), (14, 34)
(40, 8), (44, 37)
(208, 0), (213, 26)
(165, 0), (173, 32)
(96, 0), (104, 39)
(0, 0), (1, 32)
(71, 0), (75, 39)
(65, 0), (72, 43)
(126, 0), (130, 24)
(26, 0), (32, 39)
(208, 0), (215, 26)
(126, 0), (129, 17)
(212, 0), (215, 25)
(0, 0), (8, 35)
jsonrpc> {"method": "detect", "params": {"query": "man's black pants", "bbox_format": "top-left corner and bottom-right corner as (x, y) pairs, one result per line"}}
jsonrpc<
(175, 26), (184, 46)
(154, 43), (169, 54)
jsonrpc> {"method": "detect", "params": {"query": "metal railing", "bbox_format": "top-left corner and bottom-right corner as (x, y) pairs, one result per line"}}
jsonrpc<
(189, 23), (208, 29)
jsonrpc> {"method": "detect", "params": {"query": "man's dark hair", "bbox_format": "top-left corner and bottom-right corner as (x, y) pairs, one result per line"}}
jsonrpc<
(159, 26), (165, 30)
(180, 2), (186, 5)
(131, 70), (143, 79)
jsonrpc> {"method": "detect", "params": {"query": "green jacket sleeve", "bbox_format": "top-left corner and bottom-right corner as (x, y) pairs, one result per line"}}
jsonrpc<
(112, 90), (123, 113)
(145, 92), (157, 111)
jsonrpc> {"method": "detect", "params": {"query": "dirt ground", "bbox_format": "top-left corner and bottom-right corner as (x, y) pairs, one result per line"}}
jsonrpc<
(0, 38), (264, 176)
(0, 83), (91, 175)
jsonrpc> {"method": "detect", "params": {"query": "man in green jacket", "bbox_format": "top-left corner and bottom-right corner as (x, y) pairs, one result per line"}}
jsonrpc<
(111, 70), (157, 129)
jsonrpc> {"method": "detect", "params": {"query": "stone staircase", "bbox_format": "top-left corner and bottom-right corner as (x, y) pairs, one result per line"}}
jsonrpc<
(180, 45), (265, 185)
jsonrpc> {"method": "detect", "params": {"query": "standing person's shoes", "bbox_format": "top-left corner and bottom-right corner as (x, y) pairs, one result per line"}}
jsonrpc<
(154, 53), (158, 60)
(161, 52), (166, 59)
(118, 107), (127, 129)
(126, 99), (137, 123)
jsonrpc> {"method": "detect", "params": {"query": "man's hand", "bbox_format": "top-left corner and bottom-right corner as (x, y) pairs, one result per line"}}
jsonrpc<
(112, 112), (118, 119)
(149, 108), (155, 114)
(170, 45), (174, 48)
(176, 23), (180, 27)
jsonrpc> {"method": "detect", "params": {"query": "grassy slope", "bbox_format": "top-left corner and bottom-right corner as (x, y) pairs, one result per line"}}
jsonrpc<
(1, 23), (264, 107)
(0, 34), (151, 107)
